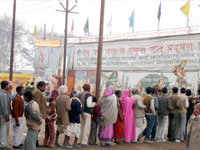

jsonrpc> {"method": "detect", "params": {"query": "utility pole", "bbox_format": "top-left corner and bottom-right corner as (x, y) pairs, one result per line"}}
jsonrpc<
(9, 0), (16, 92)
(56, 0), (78, 85)
(96, 0), (105, 100)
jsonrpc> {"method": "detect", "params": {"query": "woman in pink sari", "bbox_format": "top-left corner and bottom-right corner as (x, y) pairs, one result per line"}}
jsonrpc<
(121, 89), (136, 143)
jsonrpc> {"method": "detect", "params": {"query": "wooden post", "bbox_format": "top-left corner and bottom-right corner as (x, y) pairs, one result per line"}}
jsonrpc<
(96, 0), (105, 100)
(62, 0), (69, 85)
(9, 0), (16, 93)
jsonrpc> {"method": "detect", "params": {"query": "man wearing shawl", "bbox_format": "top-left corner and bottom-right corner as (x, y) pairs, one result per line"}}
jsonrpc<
(98, 88), (118, 147)
(121, 89), (136, 143)
(79, 84), (96, 146)
(186, 101), (200, 150)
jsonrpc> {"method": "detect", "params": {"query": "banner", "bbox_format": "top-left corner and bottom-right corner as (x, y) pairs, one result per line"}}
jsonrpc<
(118, 71), (198, 95)
(0, 73), (33, 92)
(74, 34), (200, 71)
(34, 47), (61, 71)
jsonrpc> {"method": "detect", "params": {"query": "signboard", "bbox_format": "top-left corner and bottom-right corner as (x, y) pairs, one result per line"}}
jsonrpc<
(74, 34), (200, 71)
(35, 40), (61, 47)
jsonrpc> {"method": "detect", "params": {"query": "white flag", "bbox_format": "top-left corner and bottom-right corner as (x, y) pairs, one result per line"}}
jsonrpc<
(107, 15), (112, 34)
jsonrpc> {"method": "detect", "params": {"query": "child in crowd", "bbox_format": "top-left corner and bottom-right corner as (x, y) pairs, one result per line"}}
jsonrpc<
(43, 98), (57, 148)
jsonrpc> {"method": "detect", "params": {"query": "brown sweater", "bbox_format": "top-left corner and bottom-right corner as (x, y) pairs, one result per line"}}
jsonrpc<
(12, 95), (24, 123)
(143, 95), (153, 114)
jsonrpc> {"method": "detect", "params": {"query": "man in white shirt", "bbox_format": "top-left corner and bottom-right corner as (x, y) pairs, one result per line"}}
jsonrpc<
(79, 84), (96, 146)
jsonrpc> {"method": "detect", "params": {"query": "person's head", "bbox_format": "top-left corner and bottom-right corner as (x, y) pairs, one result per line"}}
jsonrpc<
(24, 91), (33, 102)
(115, 90), (122, 98)
(172, 87), (178, 94)
(152, 88), (157, 95)
(37, 81), (46, 92)
(181, 87), (186, 94)
(198, 88), (200, 95)
(49, 98), (56, 105)
(60, 85), (68, 94)
(186, 89), (192, 97)
(54, 86), (58, 90)
(132, 88), (138, 95)
(146, 87), (152, 95)
(162, 87), (168, 94)
(1, 81), (9, 91)
(82, 84), (90, 92)
(16, 86), (24, 96)
(30, 82), (34, 86)
(72, 90), (80, 98)
(92, 96), (97, 103)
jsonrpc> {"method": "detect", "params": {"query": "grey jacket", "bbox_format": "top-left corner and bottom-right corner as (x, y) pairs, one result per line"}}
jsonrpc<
(0, 90), (11, 116)
(157, 94), (172, 116)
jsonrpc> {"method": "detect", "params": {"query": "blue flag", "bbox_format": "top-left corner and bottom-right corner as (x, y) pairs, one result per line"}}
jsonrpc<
(157, 2), (161, 22)
(129, 10), (134, 27)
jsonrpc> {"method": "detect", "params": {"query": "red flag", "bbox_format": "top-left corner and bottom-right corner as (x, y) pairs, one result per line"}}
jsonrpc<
(71, 19), (74, 32)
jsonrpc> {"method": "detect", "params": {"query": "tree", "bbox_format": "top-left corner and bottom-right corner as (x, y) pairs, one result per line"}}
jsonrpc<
(0, 15), (34, 71)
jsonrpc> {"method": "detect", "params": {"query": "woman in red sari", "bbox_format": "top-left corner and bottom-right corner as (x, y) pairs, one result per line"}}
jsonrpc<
(114, 90), (125, 144)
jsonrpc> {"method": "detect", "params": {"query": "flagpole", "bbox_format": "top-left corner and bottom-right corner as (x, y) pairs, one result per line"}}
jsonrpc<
(132, 26), (134, 32)
(187, 17), (189, 33)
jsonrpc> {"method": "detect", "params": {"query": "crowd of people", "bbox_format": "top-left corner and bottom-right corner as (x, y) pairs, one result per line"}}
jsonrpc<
(0, 80), (200, 150)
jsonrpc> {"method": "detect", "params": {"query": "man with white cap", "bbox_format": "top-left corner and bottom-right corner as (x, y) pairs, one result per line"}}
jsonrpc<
(54, 85), (72, 149)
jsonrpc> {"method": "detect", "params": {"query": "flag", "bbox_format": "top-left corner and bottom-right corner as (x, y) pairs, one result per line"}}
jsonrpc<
(107, 15), (112, 29)
(129, 10), (134, 28)
(34, 25), (37, 38)
(157, 1), (161, 22)
(180, 0), (190, 18)
(71, 19), (74, 32)
(107, 15), (112, 34)
(84, 18), (89, 33)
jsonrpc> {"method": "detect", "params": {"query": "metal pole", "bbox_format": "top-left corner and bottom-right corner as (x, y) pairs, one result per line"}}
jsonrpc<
(9, 0), (16, 92)
(63, 0), (69, 85)
(96, 0), (105, 100)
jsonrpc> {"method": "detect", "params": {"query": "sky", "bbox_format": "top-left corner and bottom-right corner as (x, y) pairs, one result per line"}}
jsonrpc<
(1, 0), (200, 37)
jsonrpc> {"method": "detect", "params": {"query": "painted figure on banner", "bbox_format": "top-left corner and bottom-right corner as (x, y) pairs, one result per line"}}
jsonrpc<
(154, 73), (166, 90)
(173, 60), (191, 88)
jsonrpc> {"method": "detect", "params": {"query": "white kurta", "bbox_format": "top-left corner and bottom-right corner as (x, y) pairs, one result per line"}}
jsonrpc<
(12, 117), (24, 147)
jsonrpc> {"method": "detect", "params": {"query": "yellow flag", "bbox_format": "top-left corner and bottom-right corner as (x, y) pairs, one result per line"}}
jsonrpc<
(180, 0), (190, 18)
(34, 25), (37, 38)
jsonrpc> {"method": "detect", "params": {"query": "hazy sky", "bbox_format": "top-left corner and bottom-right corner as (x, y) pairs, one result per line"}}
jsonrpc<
(1, 0), (200, 37)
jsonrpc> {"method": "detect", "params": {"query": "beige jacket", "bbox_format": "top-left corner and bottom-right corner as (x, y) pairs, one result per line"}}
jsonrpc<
(56, 94), (71, 126)
(25, 100), (42, 131)
(33, 89), (47, 119)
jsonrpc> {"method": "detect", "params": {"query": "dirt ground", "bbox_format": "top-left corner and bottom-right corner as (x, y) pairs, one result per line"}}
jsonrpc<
(6, 117), (186, 150)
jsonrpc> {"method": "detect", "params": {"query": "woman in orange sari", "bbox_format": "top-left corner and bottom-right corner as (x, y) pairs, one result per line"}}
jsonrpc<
(114, 90), (125, 144)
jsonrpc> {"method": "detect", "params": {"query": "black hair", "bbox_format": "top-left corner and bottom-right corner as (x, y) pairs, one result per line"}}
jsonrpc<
(152, 88), (157, 95)
(1, 81), (9, 89)
(172, 87), (178, 94)
(92, 96), (97, 103)
(24, 91), (33, 101)
(198, 88), (200, 95)
(162, 87), (168, 94)
(49, 98), (56, 102)
(37, 81), (46, 88)
(146, 87), (152, 94)
(186, 89), (192, 96)
(181, 88), (186, 94)
(31, 82), (34, 85)
(16, 86), (24, 93)
(115, 90), (121, 97)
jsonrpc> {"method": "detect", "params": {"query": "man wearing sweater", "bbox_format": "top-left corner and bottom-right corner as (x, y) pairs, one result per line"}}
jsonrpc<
(156, 87), (172, 142)
(12, 86), (25, 149)
(142, 87), (156, 143)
